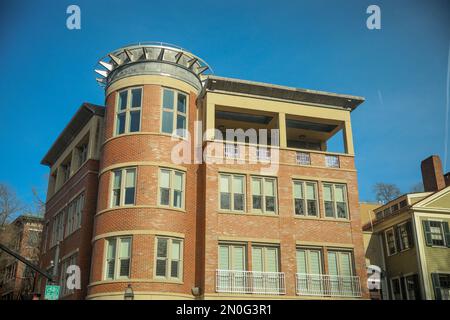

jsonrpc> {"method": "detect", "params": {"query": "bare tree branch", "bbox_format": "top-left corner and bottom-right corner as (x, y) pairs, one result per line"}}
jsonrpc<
(373, 183), (401, 204)
(0, 183), (23, 227)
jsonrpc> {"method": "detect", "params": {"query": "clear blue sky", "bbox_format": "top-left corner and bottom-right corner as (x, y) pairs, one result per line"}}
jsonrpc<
(0, 0), (449, 206)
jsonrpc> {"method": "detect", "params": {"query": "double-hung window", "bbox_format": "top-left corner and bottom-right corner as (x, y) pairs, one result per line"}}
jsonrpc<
(323, 183), (348, 219)
(251, 177), (277, 214)
(155, 237), (183, 280)
(219, 174), (245, 211)
(60, 254), (77, 296)
(293, 180), (318, 216)
(423, 220), (450, 247)
(116, 87), (142, 135)
(159, 169), (185, 209)
(111, 168), (136, 207)
(396, 222), (411, 251)
(161, 88), (187, 137)
(252, 246), (281, 293)
(105, 237), (131, 280)
(385, 228), (397, 255)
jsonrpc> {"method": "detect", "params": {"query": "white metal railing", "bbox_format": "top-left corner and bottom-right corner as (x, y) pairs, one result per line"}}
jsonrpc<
(216, 270), (286, 295)
(325, 155), (340, 168)
(296, 152), (311, 165)
(224, 144), (240, 158)
(256, 148), (271, 161)
(296, 273), (361, 298)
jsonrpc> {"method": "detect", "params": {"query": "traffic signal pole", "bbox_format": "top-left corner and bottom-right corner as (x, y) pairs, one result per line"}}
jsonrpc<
(0, 243), (53, 281)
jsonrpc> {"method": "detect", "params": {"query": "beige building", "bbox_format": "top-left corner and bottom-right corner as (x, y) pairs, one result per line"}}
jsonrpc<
(363, 155), (450, 300)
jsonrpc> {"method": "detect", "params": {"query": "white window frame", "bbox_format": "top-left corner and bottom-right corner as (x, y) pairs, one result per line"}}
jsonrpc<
(157, 168), (185, 210)
(154, 237), (184, 281)
(110, 167), (137, 208)
(218, 173), (246, 212)
(114, 87), (143, 136)
(160, 87), (188, 138)
(60, 253), (78, 297)
(104, 236), (132, 280)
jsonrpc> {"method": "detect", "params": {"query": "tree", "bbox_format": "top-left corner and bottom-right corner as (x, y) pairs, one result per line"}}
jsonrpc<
(410, 182), (424, 193)
(0, 183), (23, 228)
(373, 183), (401, 204)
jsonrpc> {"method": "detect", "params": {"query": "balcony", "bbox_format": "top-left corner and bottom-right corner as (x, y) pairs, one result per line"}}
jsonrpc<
(216, 270), (286, 295)
(295, 273), (362, 298)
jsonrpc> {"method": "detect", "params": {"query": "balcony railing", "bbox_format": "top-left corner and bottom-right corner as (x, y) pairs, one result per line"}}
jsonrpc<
(295, 273), (361, 298)
(216, 270), (286, 295)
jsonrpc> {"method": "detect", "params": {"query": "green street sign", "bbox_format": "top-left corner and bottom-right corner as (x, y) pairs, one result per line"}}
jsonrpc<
(44, 285), (60, 300)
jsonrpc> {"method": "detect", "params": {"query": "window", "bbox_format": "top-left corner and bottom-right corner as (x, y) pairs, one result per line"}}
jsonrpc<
(251, 177), (277, 214)
(323, 183), (348, 219)
(218, 243), (246, 271)
(296, 248), (322, 274)
(391, 203), (399, 213)
(399, 199), (407, 208)
(111, 168), (136, 207)
(296, 152), (311, 165)
(219, 174), (245, 211)
(4, 263), (16, 282)
(423, 220), (450, 247)
(27, 230), (40, 247)
(115, 87), (142, 135)
(396, 222), (413, 251)
(60, 254), (77, 296)
(159, 169), (185, 209)
(252, 246), (279, 273)
(76, 143), (88, 167)
(296, 248), (323, 293)
(65, 193), (84, 237)
(155, 237), (183, 280)
(61, 161), (71, 183)
(105, 237), (131, 280)
(327, 251), (353, 277)
(161, 88), (187, 137)
(385, 228), (397, 255)
(51, 211), (65, 247)
(405, 274), (420, 300)
(325, 155), (339, 168)
(391, 278), (403, 300)
(327, 250), (356, 295)
(432, 273), (450, 300)
(293, 180), (318, 216)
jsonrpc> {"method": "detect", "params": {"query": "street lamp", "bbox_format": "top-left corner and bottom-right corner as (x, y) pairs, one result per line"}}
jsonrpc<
(124, 284), (134, 300)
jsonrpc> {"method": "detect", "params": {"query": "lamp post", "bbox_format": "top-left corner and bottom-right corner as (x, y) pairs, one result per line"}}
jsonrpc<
(124, 284), (134, 300)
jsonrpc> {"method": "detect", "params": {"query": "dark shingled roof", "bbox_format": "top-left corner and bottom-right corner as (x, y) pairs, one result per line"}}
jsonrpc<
(202, 76), (364, 111)
(41, 103), (105, 166)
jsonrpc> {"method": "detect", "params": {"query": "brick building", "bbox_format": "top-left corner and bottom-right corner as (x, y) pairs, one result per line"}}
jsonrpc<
(0, 215), (43, 300)
(38, 42), (368, 299)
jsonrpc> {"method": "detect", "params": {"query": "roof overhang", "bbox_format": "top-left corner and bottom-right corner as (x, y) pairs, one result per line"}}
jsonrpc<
(201, 76), (365, 111)
(41, 103), (105, 166)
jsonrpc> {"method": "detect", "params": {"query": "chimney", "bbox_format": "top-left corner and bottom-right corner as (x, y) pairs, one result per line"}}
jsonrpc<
(421, 155), (445, 192)
(444, 172), (450, 187)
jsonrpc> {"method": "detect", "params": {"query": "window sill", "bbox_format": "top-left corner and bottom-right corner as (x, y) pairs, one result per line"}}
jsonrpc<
(156, 205), (186, 213)
(152, 278), (184, 284)
(217, 210), (279, 217)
